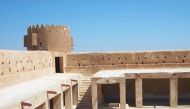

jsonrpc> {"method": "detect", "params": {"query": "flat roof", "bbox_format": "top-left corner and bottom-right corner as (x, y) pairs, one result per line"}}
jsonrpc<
(93, 68), (190, 78)
(0, 73), (81, 109)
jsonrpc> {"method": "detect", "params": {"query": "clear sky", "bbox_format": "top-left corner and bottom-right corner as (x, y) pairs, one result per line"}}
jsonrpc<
(0, 0), (190, 52)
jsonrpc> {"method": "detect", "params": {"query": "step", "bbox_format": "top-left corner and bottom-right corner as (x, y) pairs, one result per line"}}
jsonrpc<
(82, 74), (93, 76)
(81, 84), (91, 85)
(80, 85), (90, 88)
(81, 77), (92, 79)
(79, 99), (92, 102)
(80, 87), (90, 90)
(80, 92), (91, 96)
(81, 81), (91, 82)
(81, 79), (91, 81)
(80, 94), (91, 97)
(80, 86), (90, 88)
(80, 89), (90, 92)
(81, 83), (91, 85)
(79, 98), (91, 101)
(80, 89), (91, 91)
(78, 101), (92, 103)
(80, 88), (90, 90)
(79, 97), (92, 100)
(77, 105), (91, 108)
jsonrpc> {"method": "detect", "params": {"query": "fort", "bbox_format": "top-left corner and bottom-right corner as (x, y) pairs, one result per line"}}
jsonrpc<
(0, 25), (190, 109)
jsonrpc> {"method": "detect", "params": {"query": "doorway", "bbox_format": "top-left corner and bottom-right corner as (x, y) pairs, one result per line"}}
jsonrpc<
(126, 79), (135, 107)
(143, 79), (170, 107)
(102, 83), (120, 108)
(55, 57), (64, 73)
(178, 78), (190, 106)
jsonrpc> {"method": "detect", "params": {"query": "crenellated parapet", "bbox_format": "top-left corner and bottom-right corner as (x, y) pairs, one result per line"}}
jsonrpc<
(27, 24), (69, 34)
(24, 24), (73, 52)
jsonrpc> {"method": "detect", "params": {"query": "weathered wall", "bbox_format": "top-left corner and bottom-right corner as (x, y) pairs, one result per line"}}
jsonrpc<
(24, 25), (73, 52)
(65, 50), (190, 74)
(0, 50), (55, 88)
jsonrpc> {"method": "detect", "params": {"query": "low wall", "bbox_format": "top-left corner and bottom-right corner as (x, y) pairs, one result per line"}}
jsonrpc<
(0, 50), (55, 88)
(65, 50), (190, 74)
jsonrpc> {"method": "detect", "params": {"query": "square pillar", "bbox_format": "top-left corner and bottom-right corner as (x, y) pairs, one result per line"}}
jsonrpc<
(97, 84), (103, 107)
(135, 77), (143, 108)
(170, 77), (178, 107)
(46, 97), (50, 109)
(91, 79), (98, 109)
(21, 102), (33, 109)
(120, 78), (126, 109)
(65, 86), (73, 109)
(72, 84), (78, 106)
(53, 94), (62, 109)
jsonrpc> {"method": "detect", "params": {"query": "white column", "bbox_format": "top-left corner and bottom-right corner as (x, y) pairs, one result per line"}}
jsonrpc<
(135, 77), (143, 108)
(170, 77), (178, 107)
(53, 94), (62, 109)
(120, 78), (126, 109)
(72, 84), (78, 106)
(91, 79), (98, 109)
(46, 97), (50, 109)
(65, 86), (73, 109)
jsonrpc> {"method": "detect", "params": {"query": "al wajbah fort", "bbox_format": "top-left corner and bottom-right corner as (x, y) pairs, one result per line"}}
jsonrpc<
(0, 25), (190, 109)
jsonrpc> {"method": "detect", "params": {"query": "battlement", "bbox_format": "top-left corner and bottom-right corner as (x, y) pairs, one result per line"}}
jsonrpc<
(27, 24), (69, 34)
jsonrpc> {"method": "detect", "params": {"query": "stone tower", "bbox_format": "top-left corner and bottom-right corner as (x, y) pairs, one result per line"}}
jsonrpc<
(24, 25), (73, 52)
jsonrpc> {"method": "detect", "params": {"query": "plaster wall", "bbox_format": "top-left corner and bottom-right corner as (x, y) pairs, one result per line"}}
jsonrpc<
(0, 50), (55, 88)
(65, 50), (190, 73)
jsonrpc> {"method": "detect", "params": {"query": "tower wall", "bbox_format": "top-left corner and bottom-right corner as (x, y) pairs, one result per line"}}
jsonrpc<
(24, 25), (73, 52)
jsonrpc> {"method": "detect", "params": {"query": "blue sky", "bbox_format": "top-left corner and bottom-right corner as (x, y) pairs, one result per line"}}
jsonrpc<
(0, 0), (190, 52)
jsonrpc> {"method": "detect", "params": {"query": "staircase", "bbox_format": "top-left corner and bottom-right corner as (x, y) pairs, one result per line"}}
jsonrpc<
(77, 73), (93, 109)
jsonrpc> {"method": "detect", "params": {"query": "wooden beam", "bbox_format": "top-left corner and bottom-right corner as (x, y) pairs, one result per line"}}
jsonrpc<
(175, 72), (190, 78)
(47, 91), (57, 95)
(139, 73), (172, 79)
(71, 79), (78, 86)
(21, 101), (32, 109)
(61, 84), (70, 91)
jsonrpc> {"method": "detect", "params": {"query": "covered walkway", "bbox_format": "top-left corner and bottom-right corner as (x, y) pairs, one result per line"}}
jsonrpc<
(91, 68), (190, 109)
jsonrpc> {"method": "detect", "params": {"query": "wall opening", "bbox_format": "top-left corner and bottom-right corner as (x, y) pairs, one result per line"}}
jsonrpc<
(50, 98), (54, 109)
(63, 92), (66, 107)
(55, 57), (64, 73)
(143, 79), (169, 107)
(178, 78), (190, 106)
(49, 94), (62, 109)
(126, 79), (135, 107)
(102, 83), (120, 108)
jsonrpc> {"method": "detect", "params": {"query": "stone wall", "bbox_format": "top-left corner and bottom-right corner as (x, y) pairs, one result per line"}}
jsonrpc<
(65, 50), (190, 74)
(0, 50), (55, 88)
